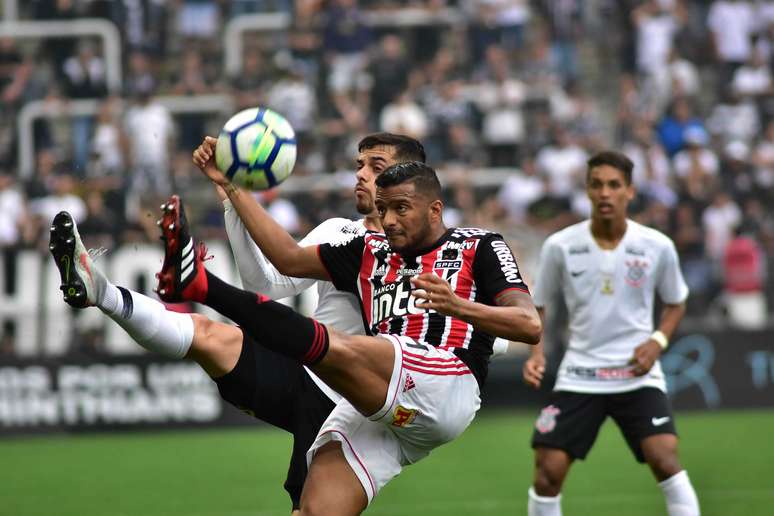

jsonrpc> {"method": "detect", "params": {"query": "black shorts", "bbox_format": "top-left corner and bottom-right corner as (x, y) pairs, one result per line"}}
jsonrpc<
(215, 333), (336, 510)
(530, 387), (677, 463)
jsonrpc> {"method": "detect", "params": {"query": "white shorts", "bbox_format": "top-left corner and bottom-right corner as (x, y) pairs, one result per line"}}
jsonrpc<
(307, 334), (481, 503)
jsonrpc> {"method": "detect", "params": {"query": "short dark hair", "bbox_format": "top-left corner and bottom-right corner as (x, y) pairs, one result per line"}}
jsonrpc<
(587, 151), (634, 185)
(358, 133), (426, 163)
(375, 161), (442, 200)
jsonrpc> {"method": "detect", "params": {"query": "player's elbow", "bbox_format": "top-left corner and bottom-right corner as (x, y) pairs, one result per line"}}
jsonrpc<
(520, 312), (543, 345)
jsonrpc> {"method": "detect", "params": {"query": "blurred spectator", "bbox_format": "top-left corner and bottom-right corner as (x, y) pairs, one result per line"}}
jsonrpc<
(702, 191), (742, 264)
(474, 45), (527, 167)
(123, 82), (174, 220)
(323, 0), (373, 95)
(708, 0), (756, 91)
(171, 47), (216, 150)
(89, 97), (126, 186)
(672, 200), (714, 313)
(752, 120), (774, 188)
(28, 172), (87, 230)
(722, 224), (767, 328)
(732, 47), (773, 98)
(673, 126), (718, 202)
(535, 126), (587, 199)
(61, 40), (108, 173)
(78, 190), (120, 250)
(622, 120), (676, 207)
(259, 189), (301, 236)
(719, 140), (756, 201)
(379, 91), (429, 141)
(367, 34), (411, 125)
(497, 156), (545, 224)
(267, 60), (317, 150)
(633, 0), (681, 77)
(0, 171), (34, 248)
(536, 0), (582, 83)
(707, 89), (760, 146)
(231, 48), (268, 110)
(656, 97), (705, 156)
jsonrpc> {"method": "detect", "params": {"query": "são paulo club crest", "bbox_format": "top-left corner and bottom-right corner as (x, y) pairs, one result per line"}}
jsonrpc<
(624, 259), (649, 287)
(535, 405), (561, 434)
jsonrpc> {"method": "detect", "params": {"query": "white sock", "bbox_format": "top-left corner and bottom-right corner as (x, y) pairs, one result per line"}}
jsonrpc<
(528, 486), (562, 516)
(99, 285), (194, 359)
(659, 470), (700, 516)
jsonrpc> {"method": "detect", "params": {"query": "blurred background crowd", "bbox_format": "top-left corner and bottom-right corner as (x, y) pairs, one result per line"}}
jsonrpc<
(1, 0), (773, 341)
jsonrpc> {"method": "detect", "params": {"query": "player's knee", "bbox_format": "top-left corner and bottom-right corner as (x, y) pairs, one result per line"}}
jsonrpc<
(533, 452), (569, 496)
(189, 314), (242, 377)
(648, 452), (682, 480)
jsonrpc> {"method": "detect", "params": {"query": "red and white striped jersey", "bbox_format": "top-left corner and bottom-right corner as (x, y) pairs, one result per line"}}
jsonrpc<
(318, 227), (530, 384)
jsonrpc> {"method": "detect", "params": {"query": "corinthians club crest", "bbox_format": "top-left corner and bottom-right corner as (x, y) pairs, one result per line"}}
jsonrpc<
(535, 405), (561, 434)
(625, 259), (649, 287)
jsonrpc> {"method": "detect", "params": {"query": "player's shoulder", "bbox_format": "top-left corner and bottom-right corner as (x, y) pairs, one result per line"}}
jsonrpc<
(544, 220), (590, 250)
(448, 227), (500, 242)
(627, 219), (676, 250)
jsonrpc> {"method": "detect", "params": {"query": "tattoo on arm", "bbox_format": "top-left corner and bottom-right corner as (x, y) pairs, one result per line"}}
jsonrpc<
(494, 289), (532, 308)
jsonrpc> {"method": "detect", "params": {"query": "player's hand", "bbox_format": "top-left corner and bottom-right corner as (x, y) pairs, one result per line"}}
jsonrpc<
(628, 339), (662, 376)
(523, 353), (545, 389)
(410, 273), (462, 316)
(193, 136), (230, 187)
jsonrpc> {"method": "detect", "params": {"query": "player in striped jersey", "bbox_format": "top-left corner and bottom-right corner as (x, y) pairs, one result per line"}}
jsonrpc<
(174, 159), (542, 514)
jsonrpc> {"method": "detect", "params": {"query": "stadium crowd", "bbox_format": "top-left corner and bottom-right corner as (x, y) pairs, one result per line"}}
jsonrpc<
(0, 0), (772, 338)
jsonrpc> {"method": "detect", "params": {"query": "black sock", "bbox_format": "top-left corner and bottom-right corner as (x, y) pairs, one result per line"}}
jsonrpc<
(203, 271), (329, 365)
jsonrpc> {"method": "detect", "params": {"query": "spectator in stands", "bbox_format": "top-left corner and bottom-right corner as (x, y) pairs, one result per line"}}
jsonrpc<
(61, 40), (108, 173)
(322, 0), (373, 97)
(497, 155), (545, 224)
(673, 126), (719, 203)
(230, 47), (267, 110)
(29, 172), (87, 233)
(0, 170), (34, 249)
(622, 119), (675, 207)
(722, 223), (767, 328)
(657, 96), (705, 156)
(171, 47), (216, 151)
(707, 89), (760, 147)
(176, 0), (221, 41)
(708, 0), (757, 92)
(474, 45), (528, 166)
(535, 126), (587, 200)
(536, 0), (582, 83)
(123, 80), (174, 221)
(367, 34), (410, 126)
(752, 120), (774, 189)
(267, 59), (317, 167)
(379, 90), (429, 141)
(633, 0), (682, 78)
(703, 191), (743, 265)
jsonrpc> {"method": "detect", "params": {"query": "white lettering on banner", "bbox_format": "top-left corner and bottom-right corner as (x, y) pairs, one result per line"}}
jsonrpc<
(0, 363), (221, 427)
(490, 240), (523, 284)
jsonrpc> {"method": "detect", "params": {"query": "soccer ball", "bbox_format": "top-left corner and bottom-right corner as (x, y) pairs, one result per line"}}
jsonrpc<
(215, 107), (297, 191)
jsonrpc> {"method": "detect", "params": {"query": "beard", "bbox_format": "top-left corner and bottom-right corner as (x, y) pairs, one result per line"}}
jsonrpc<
(355, 197), (372, 215)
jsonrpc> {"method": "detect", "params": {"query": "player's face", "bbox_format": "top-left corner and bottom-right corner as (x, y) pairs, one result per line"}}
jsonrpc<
(354, 145), (398, 215)
(586, 165), (635, 221)
(376, 183), (439, 253)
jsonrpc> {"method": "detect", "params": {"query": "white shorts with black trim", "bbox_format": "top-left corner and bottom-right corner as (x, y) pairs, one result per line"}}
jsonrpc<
(306, 334), (481, 504)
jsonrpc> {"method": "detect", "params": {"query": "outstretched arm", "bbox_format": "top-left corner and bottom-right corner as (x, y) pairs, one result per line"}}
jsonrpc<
(194, 136), (329, 281)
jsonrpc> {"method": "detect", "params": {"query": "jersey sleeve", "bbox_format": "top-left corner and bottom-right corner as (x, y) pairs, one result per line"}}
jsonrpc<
(473, 234), (530, 303)
(223, 199), (316, 298)
(317, 234), (366, 295)
(531, 237), (562, 309)
(656, 239), (689, 304)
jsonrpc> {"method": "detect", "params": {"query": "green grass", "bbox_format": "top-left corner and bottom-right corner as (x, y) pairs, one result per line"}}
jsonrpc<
(2, 410), (773, 515)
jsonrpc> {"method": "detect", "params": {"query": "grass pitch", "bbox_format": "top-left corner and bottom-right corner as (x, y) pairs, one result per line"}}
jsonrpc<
(2, 410), (772, 515)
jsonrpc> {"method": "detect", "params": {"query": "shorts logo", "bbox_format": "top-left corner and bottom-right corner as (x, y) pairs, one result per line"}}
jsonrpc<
(392, 405), (418, 427)
(403, 373), (416, 392)
(535, 405), (561, 434)
(625, 259), (649, 287)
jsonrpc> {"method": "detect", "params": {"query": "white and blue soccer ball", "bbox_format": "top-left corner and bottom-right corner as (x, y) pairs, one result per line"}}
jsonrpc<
(215, 107), (297, 191)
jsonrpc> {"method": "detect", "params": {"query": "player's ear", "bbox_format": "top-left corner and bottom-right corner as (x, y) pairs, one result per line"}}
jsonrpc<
(429, 199), (443, 222)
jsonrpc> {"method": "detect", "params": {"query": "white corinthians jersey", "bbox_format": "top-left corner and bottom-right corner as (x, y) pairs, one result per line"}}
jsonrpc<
(224, 201), (367, 403)
(533, 219), (688, 394)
